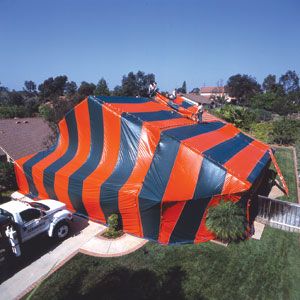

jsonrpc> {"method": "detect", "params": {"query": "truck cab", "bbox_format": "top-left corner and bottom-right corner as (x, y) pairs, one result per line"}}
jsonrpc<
(0, 192), (73, 246)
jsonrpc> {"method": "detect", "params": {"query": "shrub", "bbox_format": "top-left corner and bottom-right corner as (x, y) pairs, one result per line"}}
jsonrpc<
(213, 105), (256, 130)
(0, 106), (29, 118)
(271, 118), (299, 145)
(0, 162), (17, 191)
(249, 122), (274, 143)
(102, 214), (123, 239)
(206, 200), (247, 242)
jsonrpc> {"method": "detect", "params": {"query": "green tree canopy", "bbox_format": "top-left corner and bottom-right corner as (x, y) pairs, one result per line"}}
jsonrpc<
(24, 80), (37, 94)
(8, 90), (24, 106)
(177, 81), (187, 94)
(279, 70), (300, 94)
(38, 75), (68, 100)
(262, 74), (282, 94)
(250, 92), (280, 111)
(226, 74), (261, 105)
(65, 81), (77, 96)
(95, 78), (110, 96)
(78, 81), (96, 98)
(120, 71), (155, 97)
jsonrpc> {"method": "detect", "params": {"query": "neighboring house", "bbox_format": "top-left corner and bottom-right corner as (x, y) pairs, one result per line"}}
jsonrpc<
(179, 93), (215, 108)
(200, 86), (235, 103)
(0, 117), (52, 162)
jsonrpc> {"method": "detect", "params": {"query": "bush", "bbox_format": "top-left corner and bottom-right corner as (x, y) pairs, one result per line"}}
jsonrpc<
(206, 200), (247, 242)
(0, 106), (29, 118)
(249, 122), (274, 143)
(102, 214), (123, 239)
(271, 118), (299, 145)
(213, 105), (256, 130)
(0, 162), (17, 191)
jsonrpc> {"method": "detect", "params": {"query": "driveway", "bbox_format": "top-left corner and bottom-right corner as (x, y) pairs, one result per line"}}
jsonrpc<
(0, 215), (106, 300)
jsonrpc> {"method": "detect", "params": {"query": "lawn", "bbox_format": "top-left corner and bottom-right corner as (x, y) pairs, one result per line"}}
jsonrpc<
(26, 228), (300, 300)
(273, 147), (298, 202)
(26, 147), (300, 300)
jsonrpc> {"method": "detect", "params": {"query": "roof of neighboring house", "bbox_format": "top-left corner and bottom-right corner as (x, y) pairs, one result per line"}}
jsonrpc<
(0, 117), (52, 160)
(200, 86), (225, 94)
(180, 93), (214, 104)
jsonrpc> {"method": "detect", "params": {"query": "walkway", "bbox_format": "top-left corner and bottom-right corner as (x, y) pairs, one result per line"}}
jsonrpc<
(80, 233), (148, 257)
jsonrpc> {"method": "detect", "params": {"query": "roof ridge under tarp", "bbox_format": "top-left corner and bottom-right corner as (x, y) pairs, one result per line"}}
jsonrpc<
(90, 96), (268, 193)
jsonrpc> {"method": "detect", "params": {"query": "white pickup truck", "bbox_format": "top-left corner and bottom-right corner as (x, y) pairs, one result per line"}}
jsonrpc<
(0, 192), (73, 257)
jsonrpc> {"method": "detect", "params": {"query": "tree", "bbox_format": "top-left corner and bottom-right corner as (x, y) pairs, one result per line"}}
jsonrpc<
(206, 200), (247, 242)
(279, 70), (299, 94)
(112, 85), (123, 96)
(120, 71), (155, 97)
(65, 81), (77, 96)
(226, 74), (261, 105)
(0, 82), (8, 94)
(8, 90), (24, 106)
(177, 81), (187, 94)
(38, 75), (68, 100)
(24, 80), (37, 93)
(262, 74), (279, 93)
(250, 92), (279, 111)
(78, 81), (96, 98)
(190, 87), (200, 94)
(95, 78), (110, 96)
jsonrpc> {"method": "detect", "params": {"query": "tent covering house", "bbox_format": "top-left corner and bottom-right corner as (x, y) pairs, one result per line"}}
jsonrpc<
(14, 95), (287, 244)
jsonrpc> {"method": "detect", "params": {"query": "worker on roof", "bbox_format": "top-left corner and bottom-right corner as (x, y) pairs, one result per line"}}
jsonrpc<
(148, 81), (158, 97)
(196, 102), (204, 123)
(169, 88), (177, 100)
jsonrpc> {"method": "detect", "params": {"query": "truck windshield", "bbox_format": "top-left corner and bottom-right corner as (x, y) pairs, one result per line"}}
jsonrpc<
(28, 202), (50, 211)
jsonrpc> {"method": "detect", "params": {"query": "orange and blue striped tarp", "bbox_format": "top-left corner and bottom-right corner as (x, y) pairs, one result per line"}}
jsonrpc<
(14, 95), (287, 244)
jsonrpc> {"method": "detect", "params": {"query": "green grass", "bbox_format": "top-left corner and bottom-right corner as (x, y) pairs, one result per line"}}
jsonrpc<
(26, 228), (300, 300)
(273, 147), (298, 202)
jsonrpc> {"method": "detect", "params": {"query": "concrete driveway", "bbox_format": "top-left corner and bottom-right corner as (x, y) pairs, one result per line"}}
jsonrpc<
(0, 215), (106, 300)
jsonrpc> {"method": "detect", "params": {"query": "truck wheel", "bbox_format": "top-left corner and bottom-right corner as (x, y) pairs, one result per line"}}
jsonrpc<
(53, 221), (69, 240)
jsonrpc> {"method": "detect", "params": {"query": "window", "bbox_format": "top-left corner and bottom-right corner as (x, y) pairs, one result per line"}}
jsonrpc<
(29, 202), (50, 211)
(20, 209), (41, 223)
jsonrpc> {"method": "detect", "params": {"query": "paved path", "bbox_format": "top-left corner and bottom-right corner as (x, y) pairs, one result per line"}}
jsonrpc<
(0, 216), (105, 300)
(80, 233), (147, 257)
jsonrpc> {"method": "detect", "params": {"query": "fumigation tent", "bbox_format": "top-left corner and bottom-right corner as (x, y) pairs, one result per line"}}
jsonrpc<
(14, 95), (287, 244)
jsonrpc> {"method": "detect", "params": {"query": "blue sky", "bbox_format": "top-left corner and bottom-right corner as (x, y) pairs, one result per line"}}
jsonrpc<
(1, 0), (300, 92)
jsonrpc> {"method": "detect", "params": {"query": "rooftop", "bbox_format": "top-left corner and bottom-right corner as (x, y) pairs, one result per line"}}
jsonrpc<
(180, 93), (214, 104)
(0, 117), (52, 160)
(200, 86), (225, 94)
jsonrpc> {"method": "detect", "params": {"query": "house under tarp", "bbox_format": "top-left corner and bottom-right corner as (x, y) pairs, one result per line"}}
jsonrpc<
(14, 94), (288, 244)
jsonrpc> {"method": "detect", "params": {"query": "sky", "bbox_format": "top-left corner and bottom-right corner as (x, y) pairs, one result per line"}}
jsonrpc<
(1, 0), (300, 92)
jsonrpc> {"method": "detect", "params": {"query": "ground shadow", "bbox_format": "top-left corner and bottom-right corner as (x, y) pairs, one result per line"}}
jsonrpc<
(63, 265), (189, 300)
(0, 215), (89, 284)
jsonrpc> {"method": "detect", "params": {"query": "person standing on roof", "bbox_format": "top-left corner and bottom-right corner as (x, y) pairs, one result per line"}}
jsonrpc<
(196, 102), (204, 123)
(148, 81), (158, 97)
(169, 88), (177, 100)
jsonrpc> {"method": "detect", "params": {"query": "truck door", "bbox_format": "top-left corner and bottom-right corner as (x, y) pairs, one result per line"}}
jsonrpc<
(19, 208), (49, 242)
